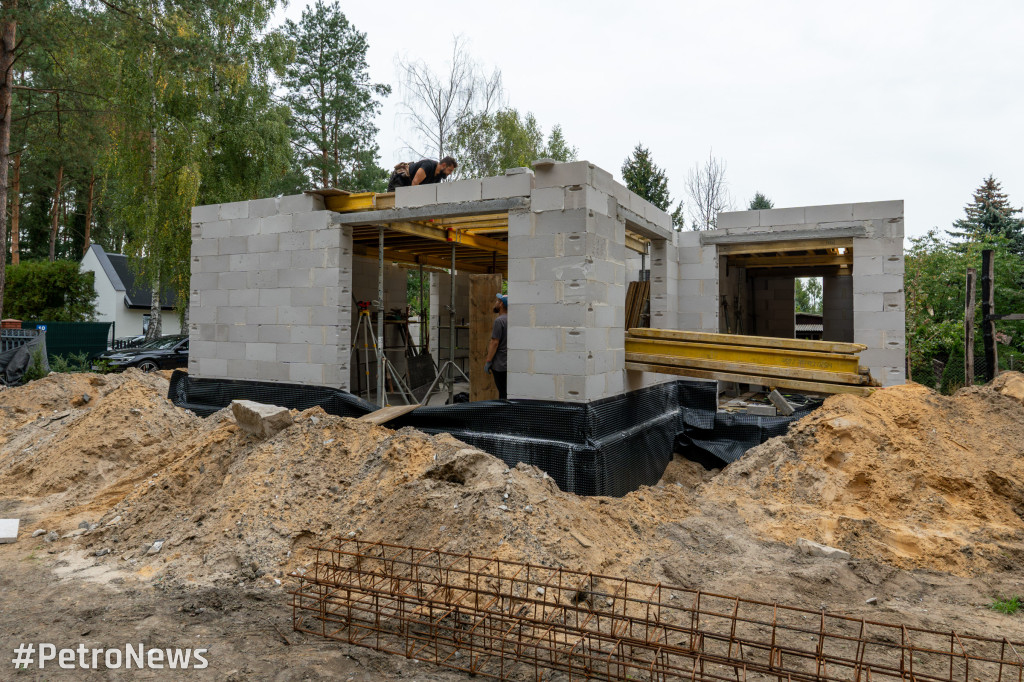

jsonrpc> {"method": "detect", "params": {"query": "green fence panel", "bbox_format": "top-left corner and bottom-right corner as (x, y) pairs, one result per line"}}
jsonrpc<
(22, 321), (112, 361)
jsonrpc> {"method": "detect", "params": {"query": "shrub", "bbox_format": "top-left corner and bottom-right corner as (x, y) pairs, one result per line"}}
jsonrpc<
(3, 260), (98, 321)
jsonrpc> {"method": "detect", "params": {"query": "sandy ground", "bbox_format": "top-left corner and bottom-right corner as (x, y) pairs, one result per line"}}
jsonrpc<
(2, 370), (1024, 679)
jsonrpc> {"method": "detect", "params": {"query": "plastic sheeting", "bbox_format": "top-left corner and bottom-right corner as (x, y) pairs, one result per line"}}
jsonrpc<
(0, 333), (49, 386)
(168, 372), (815, 496)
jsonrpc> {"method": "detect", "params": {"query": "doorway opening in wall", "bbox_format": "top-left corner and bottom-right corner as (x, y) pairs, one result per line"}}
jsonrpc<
(794, 277), (823, 340)
(718, 239), (854, 342)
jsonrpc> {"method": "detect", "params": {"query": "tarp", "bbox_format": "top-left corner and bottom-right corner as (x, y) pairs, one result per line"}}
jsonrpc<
(0, 333), (50, 386)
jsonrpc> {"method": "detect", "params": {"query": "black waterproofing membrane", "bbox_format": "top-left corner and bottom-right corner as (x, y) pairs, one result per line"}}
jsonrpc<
(168, 372), (819, 497)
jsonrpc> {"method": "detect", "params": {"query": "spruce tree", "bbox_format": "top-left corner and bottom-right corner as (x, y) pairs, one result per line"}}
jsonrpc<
(948, 175), (1024, 254)
(748, 192), (774, 210)
(621, 143), (683, 229)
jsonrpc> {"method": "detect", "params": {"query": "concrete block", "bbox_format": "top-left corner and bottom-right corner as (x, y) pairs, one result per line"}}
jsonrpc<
(215, 235), (247, 256)
(248, 197), (280, 218)
(394, 183), (437, 208)
(226, 358), (258, 379)
(482, 173), (533, 199)
(532, 160), (591, 189)
(507, 349), (532, 373)
(279, 193), (325, 214)
(507, 210), (533, 237)
(244, 342), (276, 362)
(246, 307), (277, 325)
(256, 360), (290, 382)
(218, 271), (248, 290)
(852, 200), (903, 220)
(216, 307), (246, 325)
(510, 234), (558, 259)
(291, 250), (326, 269)
(228, 289), (259, 307)
(258, 288), (290, 307)
(278, 306), (310, 325)
(508, 327), (557, 352)
(853, 255), (885, 276)
(882, 292), (904, 311)
(437, 178), (482, 203)
(644, 202), (672, 231)
(309, 345), (336, 364)
(852, 274), (903, 294)
(290, 325), (324, 344)
(507, 372), (557, 401)
(189, 306), (216, 324)
(248, 234), (279, 254)
(291, 287), (325, 306)
(0, 518), (19, 543)
(228, 217), (260, 237)
(716, 210), (760, 229)
(276, 343), (309, 362)
(214, 341), (246, 360)
(294, 211), (331, 231)
(198, 357), (228, 377)
(311, 229), (341, 249)
(851, 237), (902, 258)
(277, 232), (309, 252)
(883, 254), (904, 275)
(531, 187), (565, 212)
(190, 272), (218, 290)
(191, 204), (220, 223)
(534, 303), (591, 328)
(247, 269), (278, 289)
(854, 311), (904, 332)
(759, 207), (806, 226)
(852, 293), (884, 312)
(227, 324), (259, 343)
(231, 399), (293, 437)
(505, 166), (533, 176)
(218, 200), (249, 221)
(228, 254), (259, 272)
(261, 213), (293, 235)
(278, 268), (312, 288)
(289, 363), (324, 384)
(192, 238), (219, 257)
(255, 325), (290, 344)
(805, 203), (854, 223)
(201, 255), (230, 274)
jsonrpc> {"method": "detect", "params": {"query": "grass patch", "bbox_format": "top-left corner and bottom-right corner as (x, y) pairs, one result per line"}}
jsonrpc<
(989, 595), (1022, 615)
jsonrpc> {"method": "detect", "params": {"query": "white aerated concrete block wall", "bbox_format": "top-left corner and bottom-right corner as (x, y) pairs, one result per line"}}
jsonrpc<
(507, 160), (670, 403)
(188, 193), (353, 389)
(676, 231), (719, 333)
(706, 200), (906, 386)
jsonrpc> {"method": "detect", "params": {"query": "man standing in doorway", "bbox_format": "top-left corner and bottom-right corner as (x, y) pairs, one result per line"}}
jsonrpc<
(484, 293), (508, 400)
(386, 156), (458, 192)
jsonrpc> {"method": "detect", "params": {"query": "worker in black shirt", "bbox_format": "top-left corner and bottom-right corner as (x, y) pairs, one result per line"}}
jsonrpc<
(386, 156), (457, 192)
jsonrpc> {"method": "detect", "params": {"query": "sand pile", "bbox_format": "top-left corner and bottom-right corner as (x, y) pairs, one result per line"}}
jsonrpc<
(78, 406), (690, 586)
(0, 370), (199, 520)
(701, 374), (1024, 574)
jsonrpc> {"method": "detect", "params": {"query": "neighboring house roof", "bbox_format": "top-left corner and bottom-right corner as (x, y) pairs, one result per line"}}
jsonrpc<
(795, 323), (824, 333)
(84, 244), (178, 311)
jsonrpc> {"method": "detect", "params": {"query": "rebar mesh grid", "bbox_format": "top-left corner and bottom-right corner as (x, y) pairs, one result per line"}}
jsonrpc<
(290, 539), (1024, 681)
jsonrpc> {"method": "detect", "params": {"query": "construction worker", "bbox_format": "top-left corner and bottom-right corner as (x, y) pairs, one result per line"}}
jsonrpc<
(484, 293), (508, 400)
(386, 156), (458, 192)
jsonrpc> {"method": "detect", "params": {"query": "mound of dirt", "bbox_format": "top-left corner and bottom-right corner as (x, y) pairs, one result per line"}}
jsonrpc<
(79, 407), (691, 587)
(0, 370), (199, 520)
(701, 374), (1024, 574)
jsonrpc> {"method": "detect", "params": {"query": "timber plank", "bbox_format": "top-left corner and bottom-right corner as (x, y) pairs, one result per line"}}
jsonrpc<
(626, 328), (867, 355)
(357, 404), (420, 425)
(716, 237), (853, 256)
(624, 361), (875, 396)
(624, 336), (862, 374)
(469, 274), (502, 401)
(624, 352), (868, 385)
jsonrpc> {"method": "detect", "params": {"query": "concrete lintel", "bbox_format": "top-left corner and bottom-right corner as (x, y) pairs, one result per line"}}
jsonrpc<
(616, 204), (673, 241)
(700, 225), (868, 245)
(331, 197), (529, 225)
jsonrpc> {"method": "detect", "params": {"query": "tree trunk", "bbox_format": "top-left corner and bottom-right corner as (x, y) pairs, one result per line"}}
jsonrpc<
(10, 150), (19, 264)
(0, 3), (15, 320)
(147, 276), (162, 339)
(82, 172), (95, 255)
(49, 164), (63, 261)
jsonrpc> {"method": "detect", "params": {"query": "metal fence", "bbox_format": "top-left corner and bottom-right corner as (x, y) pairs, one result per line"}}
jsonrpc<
(19, 321), (112, 360)
(0, 327), (44, 353)
(291, 539), (1024, 682)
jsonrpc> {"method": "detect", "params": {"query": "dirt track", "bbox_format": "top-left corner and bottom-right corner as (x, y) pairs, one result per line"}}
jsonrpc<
(2, 370), (1023, 678)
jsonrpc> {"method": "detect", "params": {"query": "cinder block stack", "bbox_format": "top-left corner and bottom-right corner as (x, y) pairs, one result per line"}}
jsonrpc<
(188, 193), (353, 389)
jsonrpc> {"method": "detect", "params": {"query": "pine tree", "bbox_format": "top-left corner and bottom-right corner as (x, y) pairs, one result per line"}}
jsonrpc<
(282, 0), (389, 189)
(948, 175), (1024, 254)
(621, 143), (683, 229)
(748, 192), (774, 210)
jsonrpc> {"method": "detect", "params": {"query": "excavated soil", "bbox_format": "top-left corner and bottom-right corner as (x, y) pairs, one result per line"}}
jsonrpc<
(703, 376), (1024, 575)
(2, 370), (1024, 678)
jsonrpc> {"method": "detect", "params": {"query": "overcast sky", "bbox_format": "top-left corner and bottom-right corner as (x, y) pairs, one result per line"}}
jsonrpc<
(275, 0), (1024, 239)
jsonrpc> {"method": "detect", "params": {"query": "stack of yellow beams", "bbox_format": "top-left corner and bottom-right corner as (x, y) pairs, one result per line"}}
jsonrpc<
(624, 328), (877, 396)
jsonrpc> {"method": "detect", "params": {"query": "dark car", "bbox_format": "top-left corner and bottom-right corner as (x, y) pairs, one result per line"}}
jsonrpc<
(93, 335), (188, 372)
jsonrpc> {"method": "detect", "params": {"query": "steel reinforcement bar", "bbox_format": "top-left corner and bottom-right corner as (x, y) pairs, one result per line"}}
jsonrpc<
(290, 539), (1024, 682)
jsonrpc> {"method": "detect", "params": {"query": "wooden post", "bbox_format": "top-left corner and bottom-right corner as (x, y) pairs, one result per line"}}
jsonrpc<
(468, 273), (502, 401)
(964, 268), (975, 386)
(981, 249), (997, 382)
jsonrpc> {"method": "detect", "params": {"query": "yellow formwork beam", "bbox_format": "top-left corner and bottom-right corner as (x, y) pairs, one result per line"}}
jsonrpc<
(324, 192), (395, 212)
(623, 336), (862, 375)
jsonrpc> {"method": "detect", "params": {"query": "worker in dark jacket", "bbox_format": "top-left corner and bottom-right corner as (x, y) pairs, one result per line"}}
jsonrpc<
(484, 293), (508, 400)
(386, 156), (457, 192)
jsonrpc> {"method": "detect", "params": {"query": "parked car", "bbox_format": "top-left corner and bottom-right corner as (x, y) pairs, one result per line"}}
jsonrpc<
(93, 335), (188, 372)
